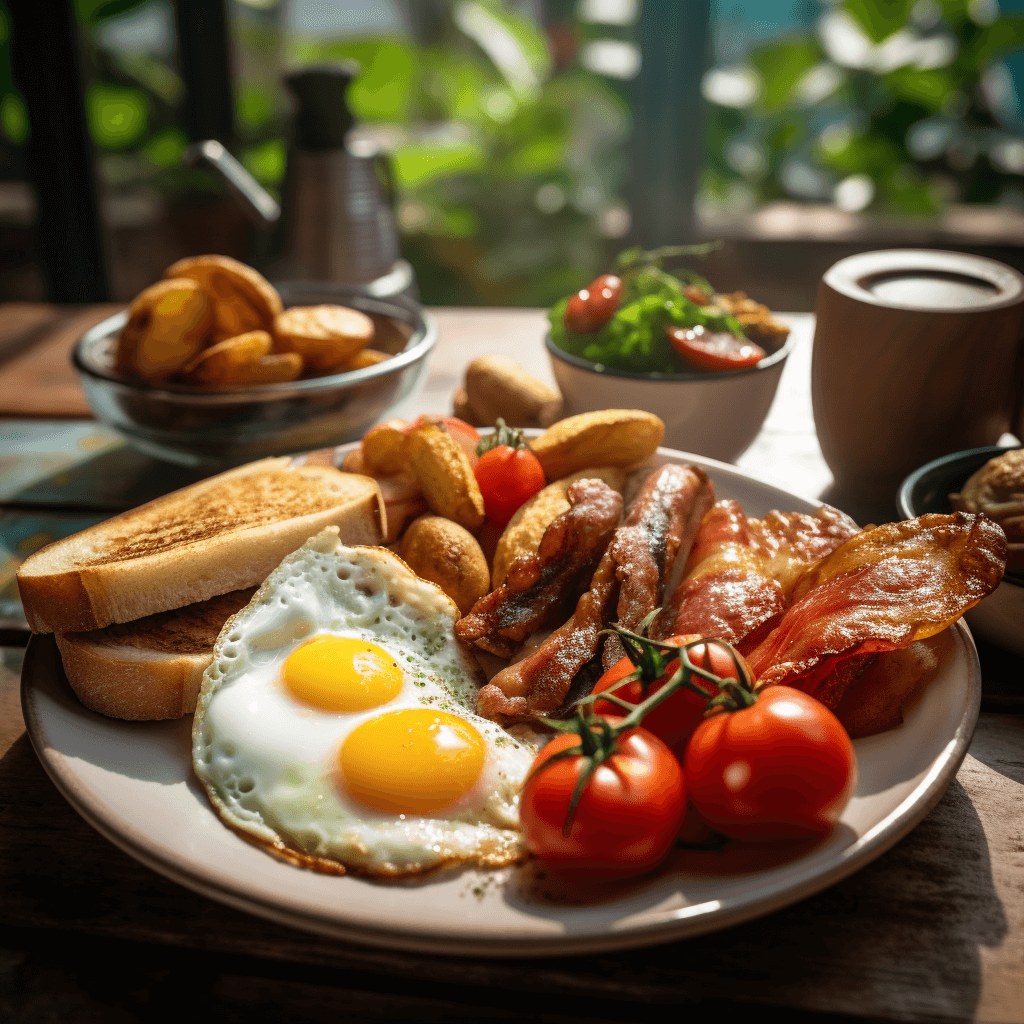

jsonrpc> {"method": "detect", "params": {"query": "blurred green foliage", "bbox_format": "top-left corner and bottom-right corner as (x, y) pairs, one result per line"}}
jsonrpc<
(280, 3), (630, 304)
(702, 0), (1024, 217)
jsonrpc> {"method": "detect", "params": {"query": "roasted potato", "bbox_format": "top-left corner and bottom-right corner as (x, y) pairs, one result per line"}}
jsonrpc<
(361, 419), (410, 476)
(116, 278), (212, 382)
(186, 330), (272, 386)
(274, 305), (374, 373)
(463, 355), (562, 427)
(165, 254), (282, 342)
(530, 410), (664, 480)
(405, 423), (485, 530)
(399, 515), (490, 614)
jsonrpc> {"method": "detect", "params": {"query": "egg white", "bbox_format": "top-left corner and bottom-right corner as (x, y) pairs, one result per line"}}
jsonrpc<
(192, 527), (543, 877)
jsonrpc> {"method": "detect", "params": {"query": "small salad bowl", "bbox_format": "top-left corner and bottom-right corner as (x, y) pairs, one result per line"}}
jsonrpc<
(546, 334), (794, 463)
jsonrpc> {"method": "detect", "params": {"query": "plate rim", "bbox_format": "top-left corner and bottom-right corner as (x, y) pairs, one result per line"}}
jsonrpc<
(20, 445), (982, 957)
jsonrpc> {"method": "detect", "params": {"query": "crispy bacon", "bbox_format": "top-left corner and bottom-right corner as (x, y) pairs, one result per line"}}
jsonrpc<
(603, 465), (713, 668)
(455, 478), (622, 658)
(654, 500), (859, 646)
(747, 512), (1006, 703)
(477, 546), (619, 723)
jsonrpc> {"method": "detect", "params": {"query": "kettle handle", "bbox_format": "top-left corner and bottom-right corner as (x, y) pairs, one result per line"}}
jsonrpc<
(184, 140), (281, 227)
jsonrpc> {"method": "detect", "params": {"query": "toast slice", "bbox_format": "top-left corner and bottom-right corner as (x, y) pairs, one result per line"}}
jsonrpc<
(18, 458), (385, 633)
(54, 589), (256, 720)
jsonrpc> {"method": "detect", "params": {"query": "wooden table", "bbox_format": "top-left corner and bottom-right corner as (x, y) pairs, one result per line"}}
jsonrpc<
(1, 307), (1022, 1023)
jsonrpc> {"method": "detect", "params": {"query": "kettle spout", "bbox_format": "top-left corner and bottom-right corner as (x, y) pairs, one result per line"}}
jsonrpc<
(184, 140), (281, 228)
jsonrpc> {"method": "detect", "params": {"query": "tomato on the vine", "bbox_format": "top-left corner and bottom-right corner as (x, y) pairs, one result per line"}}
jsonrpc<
(520, 717), (686, 878)
(473, 420), (545, 527)
(592, 634), (746, 754)
(564, 274), (623, 334)
(666, 324), (766, 372)
(685, 686), (856, 842)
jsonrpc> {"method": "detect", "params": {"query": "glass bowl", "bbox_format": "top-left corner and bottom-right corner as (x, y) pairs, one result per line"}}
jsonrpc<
(73, 282), (436, 468)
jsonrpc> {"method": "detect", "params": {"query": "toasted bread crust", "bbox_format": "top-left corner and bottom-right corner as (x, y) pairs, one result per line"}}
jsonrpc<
(18, 459), (385, 633)
(54, 590), (255, 720)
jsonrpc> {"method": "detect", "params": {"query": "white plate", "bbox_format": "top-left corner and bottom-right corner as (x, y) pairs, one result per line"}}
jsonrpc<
(20, 449), (981, 957)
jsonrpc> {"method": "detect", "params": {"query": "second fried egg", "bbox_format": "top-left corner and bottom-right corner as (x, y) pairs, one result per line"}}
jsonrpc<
(192, 527), (541, 877)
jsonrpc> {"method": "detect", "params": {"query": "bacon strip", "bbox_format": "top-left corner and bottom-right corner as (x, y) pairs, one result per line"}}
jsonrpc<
(456, 479), (622, 658)
(477, 546), (618, 724)
(654, 500), (859, 646)
(602, 464), (713, 668)
(747, 512), (1006, 703)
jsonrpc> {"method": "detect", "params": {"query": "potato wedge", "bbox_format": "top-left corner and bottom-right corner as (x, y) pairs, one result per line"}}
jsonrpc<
(405, 423), (485, 530)
(116, 278), (212, 381)
(274, 304), (374, 373)
(530, 410), (664, 480)
(165, 254), (282, 341)
(341, 348), (391, 370)
(400, 515), (490, 615)
(362, 419), (410, 476)
(186, 330), (272, 386)
(229, 351), (304, 385)
(491, 466), (626, 587)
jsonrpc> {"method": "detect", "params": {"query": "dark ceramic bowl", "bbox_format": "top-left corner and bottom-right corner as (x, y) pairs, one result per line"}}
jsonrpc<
(73, 282), (436, 468)
(898, 445), (1023, 654)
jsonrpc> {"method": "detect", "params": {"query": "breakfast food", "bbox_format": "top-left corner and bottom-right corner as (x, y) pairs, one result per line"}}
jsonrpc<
(548, 245), (789, 374)
(529, 409), (664, 480)
(653, 501), (861, 645)
(185, 329), (272, 385)
(950, 447), (1024, 573)
(457, 478), (624, 660)
(192, 529), (543, 876)
(273, 304), (375, 373)
(491, 466), (626, 588)
(165, 254), (283, 341)
(398, 515), (490, 615)
(405, 423), (486, 530)
(116, 278), (212, 381)
(16, 459), (385, 634)
(54, 589), (255, 720)
(460, 355), (563, 428)
(22, 399), (1009, 888)
(113, 255), (392, 388)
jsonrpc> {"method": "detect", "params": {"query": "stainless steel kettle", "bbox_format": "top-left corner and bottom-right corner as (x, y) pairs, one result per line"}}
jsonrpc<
(186, 63), (415, 298)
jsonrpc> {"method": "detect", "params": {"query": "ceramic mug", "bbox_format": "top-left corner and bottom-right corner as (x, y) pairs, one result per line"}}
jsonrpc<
(812, 249), (1024, 506)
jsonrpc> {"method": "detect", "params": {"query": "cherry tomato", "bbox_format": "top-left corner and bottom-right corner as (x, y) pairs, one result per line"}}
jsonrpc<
(592, 635), (746, 754)
(564, 274), (623, 333)
(682, 284), (710, 305)
(473, 445), (545, 527)
(520, 719), (686, 877)
(685, 686), (856, 842)
(666, 324), (766, 372)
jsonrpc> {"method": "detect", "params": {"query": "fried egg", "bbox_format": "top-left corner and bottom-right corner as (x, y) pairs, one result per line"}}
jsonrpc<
(192, 527), (542, 877)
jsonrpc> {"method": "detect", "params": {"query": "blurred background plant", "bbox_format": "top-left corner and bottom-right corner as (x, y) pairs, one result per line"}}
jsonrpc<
(702, 0), (1024, 220)
(2, 0), (1024, 306)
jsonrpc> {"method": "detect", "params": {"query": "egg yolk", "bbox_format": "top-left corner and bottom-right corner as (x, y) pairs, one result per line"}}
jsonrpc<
(340, 709), (486, 815)
(283, 636), (403, 712)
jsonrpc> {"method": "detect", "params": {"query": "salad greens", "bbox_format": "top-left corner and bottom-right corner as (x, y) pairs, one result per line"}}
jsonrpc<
(548, 245), (747, 374)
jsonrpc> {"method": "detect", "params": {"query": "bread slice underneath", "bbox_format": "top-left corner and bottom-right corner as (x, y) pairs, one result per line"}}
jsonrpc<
(54, 589), (256, 720)
(18, 458), (385, 633)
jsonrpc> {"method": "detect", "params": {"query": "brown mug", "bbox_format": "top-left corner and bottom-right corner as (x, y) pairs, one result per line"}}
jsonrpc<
(812, 249), (1024, 510)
